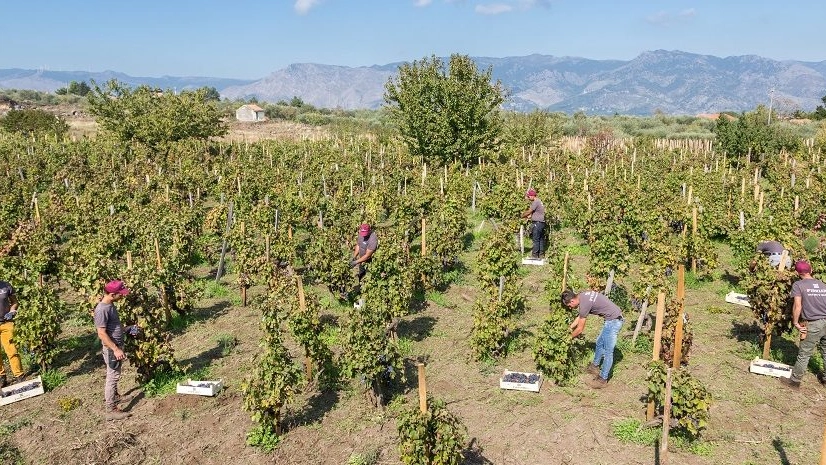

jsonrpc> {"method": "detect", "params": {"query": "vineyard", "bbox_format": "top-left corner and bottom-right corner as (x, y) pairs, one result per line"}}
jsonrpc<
(0, 100), (825, 465)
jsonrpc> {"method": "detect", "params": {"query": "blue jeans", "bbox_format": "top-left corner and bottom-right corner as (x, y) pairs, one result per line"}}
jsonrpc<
(593, 318), (624, 380)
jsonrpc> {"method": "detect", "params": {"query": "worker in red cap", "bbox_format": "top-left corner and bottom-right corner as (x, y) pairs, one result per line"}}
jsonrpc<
(521, 188), (546, 259)
(350, 223), (378, 281)
(781, 260), (826, 389)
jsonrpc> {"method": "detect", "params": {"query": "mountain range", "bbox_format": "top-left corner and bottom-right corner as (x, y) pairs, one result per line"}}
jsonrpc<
(2, 50), (825, 116)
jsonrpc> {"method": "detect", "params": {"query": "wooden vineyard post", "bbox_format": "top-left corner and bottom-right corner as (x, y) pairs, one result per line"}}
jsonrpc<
(647, 292), (666, 421)
(660, 367), (674, 465)
(421, 218), (426, 256)
(296, 276), (313, 379)
(33, 196), (40, 223)
(672, 265), (686, 369)
(519, 225), (525, 255)
(632, 285), (652, 344)
(417, 363), (427, 413)
(154, 237), (163, 271)
(691, 206), (698, 273)
(498, 276), (505, 302)
(561, 251), (569, 292)
(604, 269), (615, 295)
(216, 200), (234, 282)
(265, 234), (270, 262)
(126, 251), (132, 270)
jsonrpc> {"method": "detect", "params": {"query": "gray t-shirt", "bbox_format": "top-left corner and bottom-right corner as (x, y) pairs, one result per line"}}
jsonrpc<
(0, 281), (14, 319)
(94, 302), (123, 346)
(791, 278), (826, 321)
(357, 231), (378, 258)
(578, 290), (622, 321)
(756, 241), (784, 254)
(528, 198), (545, 222)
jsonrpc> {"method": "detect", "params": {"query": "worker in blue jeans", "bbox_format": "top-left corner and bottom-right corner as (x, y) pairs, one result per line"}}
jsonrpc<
(562, 289), (624, 389)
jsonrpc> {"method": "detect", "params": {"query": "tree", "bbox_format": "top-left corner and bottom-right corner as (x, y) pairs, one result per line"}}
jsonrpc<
(86, 79), (227, 149)
(201, 86), (221, 102)
(56, 81), (91, 96)
(0, 109), (69, 138)
(384, 54), (504, 166)
(813, 95), (826, 120)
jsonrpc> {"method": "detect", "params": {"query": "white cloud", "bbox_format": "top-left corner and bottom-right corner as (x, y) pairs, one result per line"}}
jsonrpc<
(294, 0), (321, 15)
(476, 3), (514, 15)
(414, 0), (433, 6)
(646, 8), (696, 25)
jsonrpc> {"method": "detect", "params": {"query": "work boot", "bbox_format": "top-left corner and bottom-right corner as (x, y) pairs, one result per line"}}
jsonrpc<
(105, 407), (132, 421)
(779, 377), (801, 390)
(586, 376), (608, 389)
(585, 363), (600, 376)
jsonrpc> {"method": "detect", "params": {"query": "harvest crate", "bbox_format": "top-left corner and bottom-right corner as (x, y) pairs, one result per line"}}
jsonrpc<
(500, 370), (542, 392)
(749, 358), (792, 378)
(176, 379), (223, 396)
(0, 376), (45, 406)
(521, 257), (546, 266)
(724, 291), (751, 307)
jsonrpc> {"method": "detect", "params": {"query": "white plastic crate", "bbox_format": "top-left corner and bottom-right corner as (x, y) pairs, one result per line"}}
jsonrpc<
(0, 376), (45, 406)
(725, 291), (751, 307)
(176, 379), (223, 396)
(521, 257), (546, 266)
(749, 358), (792, 378)
(499, 370), (542, 392)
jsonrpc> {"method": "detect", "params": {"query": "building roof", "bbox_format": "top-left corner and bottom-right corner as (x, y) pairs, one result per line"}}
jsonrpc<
(239, 104), (264, 112)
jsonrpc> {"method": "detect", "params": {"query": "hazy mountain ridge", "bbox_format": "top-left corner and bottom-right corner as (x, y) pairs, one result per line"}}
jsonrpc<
(2, 50), (825, 115)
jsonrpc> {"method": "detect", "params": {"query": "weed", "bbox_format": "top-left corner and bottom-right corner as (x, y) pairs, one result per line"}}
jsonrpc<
(143, 366), (212, 398)
(175, 408), (191, 421)
(616, 335), (653, 356)
(706, 305), (730, 314)
(216, 333), (238, 357)
(40, 368), (67, 391)
(203, 280), (231, 299)
(57, 396), (82, 412)
(246, 424), (281, 452)
(0, 418), (31, 435)
(612, 418), (659, 445)
(672, 433), (715, 456)
(425, 291), (450, 308)
(396, 337), (414, 357)
(565, 243), (590, 256)
(0, 440), (23, 465)
(346, 448), (379, 465)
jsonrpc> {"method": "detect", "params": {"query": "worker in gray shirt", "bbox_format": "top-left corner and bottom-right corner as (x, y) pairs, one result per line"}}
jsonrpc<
(562, 289), (624, 389)
(781, 260), (826, 389)
(521, 188), (546, 259)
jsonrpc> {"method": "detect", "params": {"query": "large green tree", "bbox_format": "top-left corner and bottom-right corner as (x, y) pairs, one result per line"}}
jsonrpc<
(384, 54), (504, 166)
(86, 80), (227, 149)
(0, 109), (69, 138)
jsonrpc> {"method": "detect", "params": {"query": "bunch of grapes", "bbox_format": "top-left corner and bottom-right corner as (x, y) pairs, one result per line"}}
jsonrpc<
(503, 372), (540, 384)
(758, 362), (790, 371)
(2, 381), (41, 397)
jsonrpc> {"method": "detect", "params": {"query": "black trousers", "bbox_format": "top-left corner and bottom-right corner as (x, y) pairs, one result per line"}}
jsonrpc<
(531, 221), (546, 257)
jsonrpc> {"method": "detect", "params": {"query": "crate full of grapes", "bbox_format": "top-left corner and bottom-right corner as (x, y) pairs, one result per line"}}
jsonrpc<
(0, 376), (45, 406)
(500, 370), (542, 392)
(749, 358), (792, 379)
(176, 379), (223, 396)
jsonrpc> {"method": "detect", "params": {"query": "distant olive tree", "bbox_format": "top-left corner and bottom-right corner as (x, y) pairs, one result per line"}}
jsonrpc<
(384, 54), (505, 166)
(56, 81), (91, 96)
(86, 79), (227, 149)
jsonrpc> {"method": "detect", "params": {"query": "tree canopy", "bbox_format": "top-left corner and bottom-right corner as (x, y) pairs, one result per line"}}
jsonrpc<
(0, 109), (69, 138)
(86, 80), (227, 149)
(383, 54), (505, 166)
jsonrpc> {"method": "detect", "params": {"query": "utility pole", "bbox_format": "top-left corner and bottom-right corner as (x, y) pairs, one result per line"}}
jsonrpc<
(767, 88), (775, 124)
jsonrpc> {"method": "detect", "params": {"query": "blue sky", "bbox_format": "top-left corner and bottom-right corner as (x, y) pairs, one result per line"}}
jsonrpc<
(2, 1), (824, 79)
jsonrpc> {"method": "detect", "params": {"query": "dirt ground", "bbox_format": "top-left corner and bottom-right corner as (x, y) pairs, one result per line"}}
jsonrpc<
(2, 117), (823, 464)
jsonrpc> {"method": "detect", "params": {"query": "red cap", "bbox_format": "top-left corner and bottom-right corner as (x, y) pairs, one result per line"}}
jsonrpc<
(104, 280), (130, 296)
(359, 223), (371, 237)
(526, 188), (537, 198)
(795, 260), (812, 274)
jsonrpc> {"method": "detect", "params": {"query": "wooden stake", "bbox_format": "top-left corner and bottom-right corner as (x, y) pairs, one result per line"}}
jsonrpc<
(126, 251), (132, 270)
(519, 225), (525, 255)
(632, 286), (652, 344)
(33, 196), (40, 223)
(692, 207), (698, 273)
(498, 276), (505, 302)
(673, 266), (685, 369)
(154, 237), (162, 270)
(265, 234), (270, 261)
(561, 251), (569, 293)
(421, 218), (426, 256)
(417, 363), (427, 413)
(647, 292), (666, 421)
(660, 367), (673, 464)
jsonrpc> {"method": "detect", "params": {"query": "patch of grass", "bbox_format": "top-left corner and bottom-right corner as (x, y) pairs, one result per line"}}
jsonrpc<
(64, 312), (92, 328)
(346, 448), (379, 465)
(216, 333), (238, 357)
(0, 440), (24, 465)
(441, 268), (466, 286)
(0, 417), (31, 435)
(612, 418), (659, 445)
(143, 366), (212, 398)
(616, 335), (653, 355)
(683, 271), (711, 290)
(672, 434), (715, 456)
(478, 357), (497, 375)
(203, 280), (231, 299)
(565, 243), (590, 256)
(705, 305), (731, 314)
(175, 408), (191, 421)
(425, 291), (450, 308)
(396, 337), (414, 357)
(40, 368), (67, 391)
